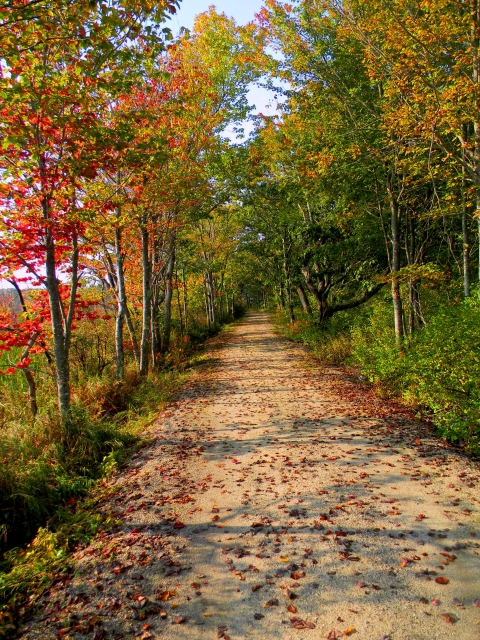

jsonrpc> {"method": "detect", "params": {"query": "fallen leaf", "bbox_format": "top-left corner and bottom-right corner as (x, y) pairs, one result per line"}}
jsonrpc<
(263, 598), (279, 608)
(290, 617), (315, 629)
(343, 627), (355, 636)
(440, 613), (457, 624)
(435, 577), (449, 585)
(291, 570), (305, 580)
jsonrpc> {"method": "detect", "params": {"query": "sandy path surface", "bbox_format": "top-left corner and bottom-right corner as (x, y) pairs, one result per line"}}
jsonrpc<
(24, 313), (480, 640)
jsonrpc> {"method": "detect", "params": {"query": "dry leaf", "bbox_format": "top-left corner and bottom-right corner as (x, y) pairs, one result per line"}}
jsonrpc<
(440, 613), (457, 624)
(290, 617), (315, 629)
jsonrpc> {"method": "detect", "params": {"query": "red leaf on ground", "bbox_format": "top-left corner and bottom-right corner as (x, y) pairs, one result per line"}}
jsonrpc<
(290, 617), (315, 629)
(440, 613), (457, 624)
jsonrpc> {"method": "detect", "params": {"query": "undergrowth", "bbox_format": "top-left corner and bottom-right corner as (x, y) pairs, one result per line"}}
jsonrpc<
(0, 316), (238, 637)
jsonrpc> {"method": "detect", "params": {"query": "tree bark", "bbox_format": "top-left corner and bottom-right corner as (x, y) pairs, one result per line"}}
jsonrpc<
(462, 212), (471, 297)
(472, 0), (480, 285)
(282, 234), (295, 323)
(140, 214), (151, 375)
(114, 223), (126, 380)
(387, 180), (404, 344)
(296, 283), (312, 315)
(182, 267), (189, 332)
(161, 247), (175, 355)
(43, 188), (76, 419)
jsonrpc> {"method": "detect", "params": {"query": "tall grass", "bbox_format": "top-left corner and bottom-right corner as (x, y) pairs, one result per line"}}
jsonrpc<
(0, 310), (237, 636)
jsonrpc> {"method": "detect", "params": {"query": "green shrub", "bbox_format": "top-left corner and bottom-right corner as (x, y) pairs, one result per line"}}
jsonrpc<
(402, 297), (480, 452)
(350, 298), (405, 391)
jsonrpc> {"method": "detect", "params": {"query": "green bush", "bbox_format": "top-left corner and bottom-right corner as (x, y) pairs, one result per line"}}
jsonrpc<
(402, 297), (480, 452)
(350, 298), (405, 391)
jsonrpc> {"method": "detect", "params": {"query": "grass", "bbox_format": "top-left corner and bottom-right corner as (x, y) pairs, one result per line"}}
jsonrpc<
(0, 318), (234, 637)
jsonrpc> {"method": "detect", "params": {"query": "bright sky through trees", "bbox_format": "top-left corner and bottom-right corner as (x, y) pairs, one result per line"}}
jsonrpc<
(173, 0), (279, 139)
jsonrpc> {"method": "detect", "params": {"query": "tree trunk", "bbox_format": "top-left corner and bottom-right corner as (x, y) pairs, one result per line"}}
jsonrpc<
(140, 215), (151, 375)
(44, 193), (72, 418)
(162, 247), (175, 355)
(125, 306), (140, 366)
(472, 0), (480, 285)
(462, 212), (471, 297)
(205, 270), (216, 326)
(182, 267), (188, 332)
(114, 223), (126, 380)
(278, 282), (285, 311)
(296, 284), (312, 315)
(282, 234), (295, 323)
(176, 269), (184, 335)
(387, 182), (404, 344)
(302, 269), (331, 323)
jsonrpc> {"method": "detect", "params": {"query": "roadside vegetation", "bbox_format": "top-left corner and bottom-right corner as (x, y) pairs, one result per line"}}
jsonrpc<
(275, 291), (480, 455)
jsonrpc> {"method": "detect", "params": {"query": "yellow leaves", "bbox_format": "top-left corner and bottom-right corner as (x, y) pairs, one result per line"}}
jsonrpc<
(379, 263), (446, 286)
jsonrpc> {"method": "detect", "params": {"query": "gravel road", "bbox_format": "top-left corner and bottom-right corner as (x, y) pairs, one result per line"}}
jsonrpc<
(23, 313), (480, 640)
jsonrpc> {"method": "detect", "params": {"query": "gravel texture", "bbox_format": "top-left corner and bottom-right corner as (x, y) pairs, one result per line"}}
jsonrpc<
(22, 312), (480, 640)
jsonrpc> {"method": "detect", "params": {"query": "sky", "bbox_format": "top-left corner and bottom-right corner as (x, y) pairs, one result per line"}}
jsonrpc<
(171, 0), (265, 35)
(1, 1), (279, 289)
(170, 0), (282, 139)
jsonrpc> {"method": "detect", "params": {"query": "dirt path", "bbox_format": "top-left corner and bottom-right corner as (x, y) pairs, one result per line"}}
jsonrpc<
(24, 313), (480, 640)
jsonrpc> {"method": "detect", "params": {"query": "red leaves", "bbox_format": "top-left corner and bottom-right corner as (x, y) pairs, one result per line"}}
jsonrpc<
(435, 577), (449, 585)
(290, 617), (315, 629)
(290, 570), (305, 580)
(173, 521), (185, 529)
(440, 613), (457, 624)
